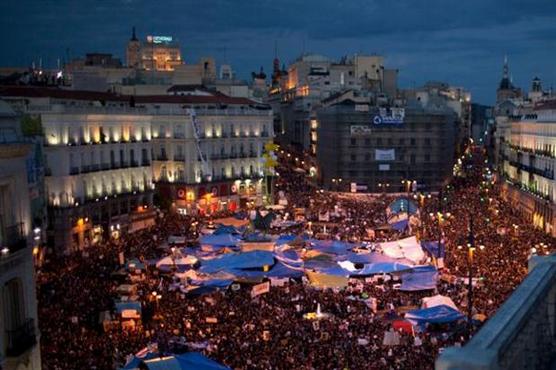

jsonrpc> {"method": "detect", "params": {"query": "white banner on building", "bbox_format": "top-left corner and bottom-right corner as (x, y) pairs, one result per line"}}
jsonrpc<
(379, 164), (390, 171)
(251, 281), (270, 298)
(375, 149), (395, 161)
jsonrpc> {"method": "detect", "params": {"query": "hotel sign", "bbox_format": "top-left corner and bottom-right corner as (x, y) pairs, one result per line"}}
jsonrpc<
(147, 35), (173, 44)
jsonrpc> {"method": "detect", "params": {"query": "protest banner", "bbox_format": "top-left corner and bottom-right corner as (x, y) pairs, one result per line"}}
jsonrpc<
(251, 281), (270, 298)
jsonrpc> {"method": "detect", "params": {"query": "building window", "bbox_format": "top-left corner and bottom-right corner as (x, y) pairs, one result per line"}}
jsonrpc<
(364, 138), (371, 145)
(399, 138), (405, 144)
(350, 138), (356, 146)
(425, 154), (431, 162)
(350, 154), (356, 161)
(425, 138), (431, 145)
(410, 154), (416, 164)
(3, 278), (25, 331)
(410, 138), (416, 146)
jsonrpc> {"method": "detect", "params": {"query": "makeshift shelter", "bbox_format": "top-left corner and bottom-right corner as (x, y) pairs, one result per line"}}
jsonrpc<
(306, 269), (349, 288)
(378, 236), (424, 264)
(421, 294), (458, 311)
(421, 241), (446, 259)
(266, 261), (304, 279)
(199, 233), (241, 248)
(199, 250), (275, 274)
(156, 255), (198, 269)
(187, 279), (234, 297)
(390, 219), (409, 232)
(387, 198), (419, 215)
(392, 319), (414, 335)
(339, 261), (412, 276)
(213, 225), (241, 235)
(405, 305), (464, 326)
(400, 265), (438, 291)
(125, 352), (229, 370)
(115, 301), (142, 319)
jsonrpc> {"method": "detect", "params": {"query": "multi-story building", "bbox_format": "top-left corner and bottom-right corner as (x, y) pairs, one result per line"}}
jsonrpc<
(0, 86), (274, 250)
(0, 101), (41, 370)
(499, 100), (556, 235)
(270, 53), (399, 153)
(139, 94), (273, 214)
(126, 29), (183, 71)
(316, 99), (458, 193)
(492, 57), (556, 236)
(0, 87), (156, 253)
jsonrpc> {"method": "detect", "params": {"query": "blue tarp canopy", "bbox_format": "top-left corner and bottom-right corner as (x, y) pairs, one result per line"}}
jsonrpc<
(126, 258), (146, 271)
(400, 265), (438, 291)
(199, 251), (275, 274)
(187, 279), (233, 296)
(349, 262), (412, 275)
(339, 252), (399, 265)
(421, 241), (446, 259)
(115, 301), (141, 314)
(275, 234), (298, 246)
(391, 219), (409, 232)
(405, 304), (465, 325)
(267, 261), (304, 279)
(142, 352), (230, 370)
(388, 198), (419, 215)
(213, 225), (241, 235)
(309, 240), (354, 255)
(121, 352), (159, 369)
(199, 233), (241, 247)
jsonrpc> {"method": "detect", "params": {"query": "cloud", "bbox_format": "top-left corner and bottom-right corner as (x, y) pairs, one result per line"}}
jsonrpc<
(0, 0), (555, 103)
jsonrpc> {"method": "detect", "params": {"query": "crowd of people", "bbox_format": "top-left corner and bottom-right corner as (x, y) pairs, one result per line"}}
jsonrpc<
(36, 146), (554, 369)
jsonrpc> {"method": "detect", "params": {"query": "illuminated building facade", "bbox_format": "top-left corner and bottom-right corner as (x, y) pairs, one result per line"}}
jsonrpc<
(499, 100), (556, 235)
(140, 95), (273, 214)
(0, 87), (155, 253)
(126, 29), (183, 71)
(0, 101), (41, 370)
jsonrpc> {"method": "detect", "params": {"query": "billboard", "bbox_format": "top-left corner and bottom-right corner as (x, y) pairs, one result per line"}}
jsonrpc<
(350, 183), (368, 193)
(373, 107), (405, 125)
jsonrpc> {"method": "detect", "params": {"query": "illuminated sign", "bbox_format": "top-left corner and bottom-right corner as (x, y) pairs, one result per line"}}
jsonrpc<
(373, 107), (405, 125)
(147, 35), (173, 44)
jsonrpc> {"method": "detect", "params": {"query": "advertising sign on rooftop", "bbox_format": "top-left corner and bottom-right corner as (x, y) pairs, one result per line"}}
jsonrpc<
(373, 107), (405, 125)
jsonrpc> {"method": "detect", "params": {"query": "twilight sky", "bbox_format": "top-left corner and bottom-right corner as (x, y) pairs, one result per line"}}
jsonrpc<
(1, 0), (555, 104)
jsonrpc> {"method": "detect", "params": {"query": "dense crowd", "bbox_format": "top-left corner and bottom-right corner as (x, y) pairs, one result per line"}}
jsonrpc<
(36, 146), (555, 369)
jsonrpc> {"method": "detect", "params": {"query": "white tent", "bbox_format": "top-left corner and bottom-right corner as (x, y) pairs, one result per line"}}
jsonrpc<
(156, 255), (198, 268)
(378, 236), (424, 264)
(422, 294), (459, 311)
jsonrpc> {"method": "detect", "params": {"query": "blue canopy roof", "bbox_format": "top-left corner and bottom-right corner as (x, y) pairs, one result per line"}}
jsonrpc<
(115, 301), (142, 314)
(213, 225), (241, 235)
(349, 262), (413, 275)
(199, 251), (274, 274)
(388, 198), (419, 215)
(421, 241), (446, 259)
(406, 304), (464, 325)
(400, 266), (438, 291)
(390, 219), (409, 232)
(339, 252), (398, 264)
(199, 233), (241, 247)
(309, 240), (354, 255)
(267, 261), (304, 278)
(141, 352), (229, 370)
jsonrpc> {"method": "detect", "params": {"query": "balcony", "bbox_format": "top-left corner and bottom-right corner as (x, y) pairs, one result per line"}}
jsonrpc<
(101, 163), (110, 170)
(436, 256), (556, 370)
(174, 133), (185, 139)
(6, 319), (37, 357)
(142, 159), (151, 166)
(130, 160), (139, 168)
(90, 164), (100, 172)
(1, 223), (27, 253)
(120, 161), (129, 168)
(174, 154), (185, 161)
(156, 154), (168, 161)
(69, 167), (80, 175)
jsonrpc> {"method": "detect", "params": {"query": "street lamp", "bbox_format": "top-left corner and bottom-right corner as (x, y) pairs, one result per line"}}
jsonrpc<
(467, 216), (475, 324)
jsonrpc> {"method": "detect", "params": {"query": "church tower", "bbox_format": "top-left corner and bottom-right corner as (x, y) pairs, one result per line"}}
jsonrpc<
(126, 26), (141, 68)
